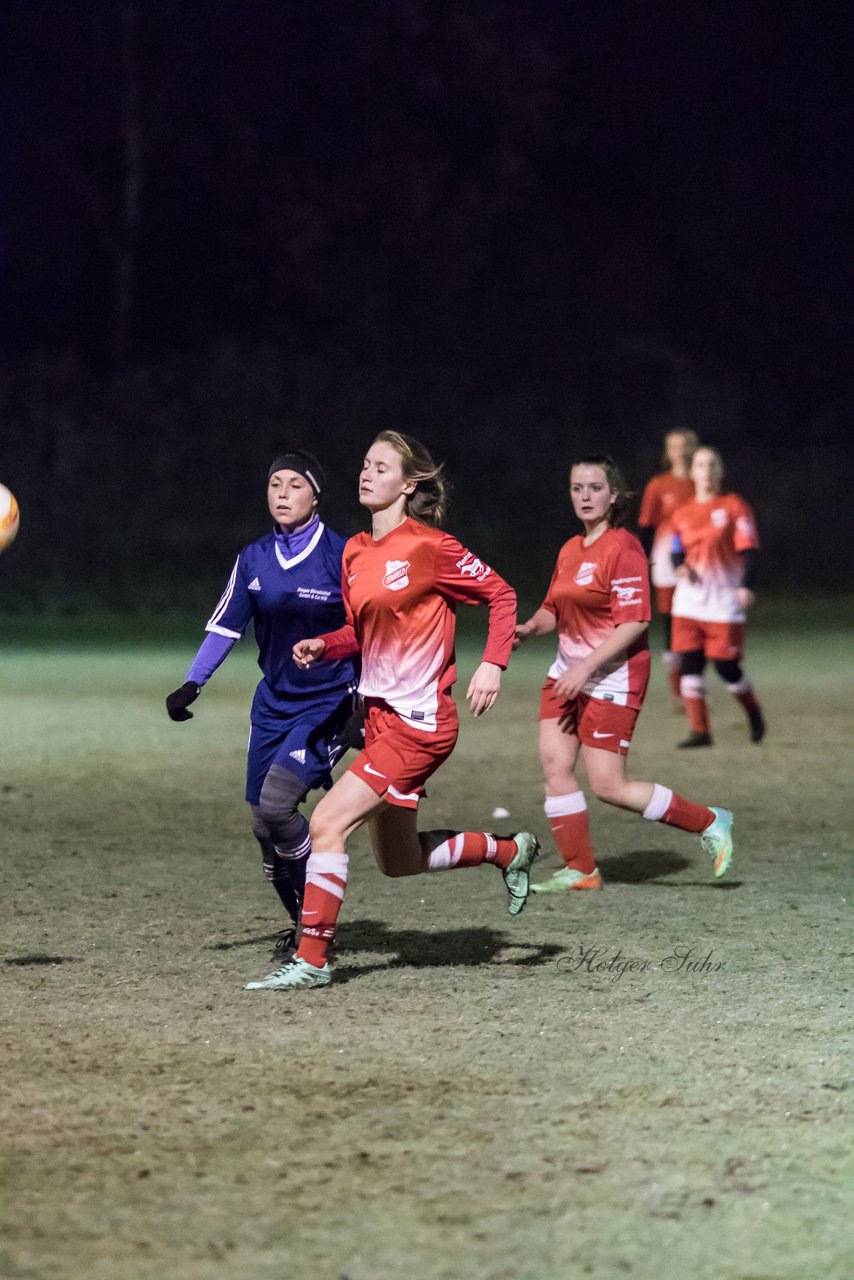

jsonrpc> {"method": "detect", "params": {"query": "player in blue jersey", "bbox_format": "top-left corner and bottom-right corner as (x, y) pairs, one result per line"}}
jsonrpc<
(165, 450), (360, 964)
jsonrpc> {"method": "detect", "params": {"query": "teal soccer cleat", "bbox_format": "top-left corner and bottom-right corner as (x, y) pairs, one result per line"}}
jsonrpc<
(245, 956), (331, 991)
(700, 807), (734, 878)
(502, 832), (541, 916)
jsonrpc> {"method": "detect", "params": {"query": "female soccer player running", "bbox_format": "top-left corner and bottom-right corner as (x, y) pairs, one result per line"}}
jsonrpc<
(514, 455), (734, 895)
(165, 451), (359, 966)
(637, 428), (698, 708)
(245, 430), (539, 992)
(670, 446), (765, 747)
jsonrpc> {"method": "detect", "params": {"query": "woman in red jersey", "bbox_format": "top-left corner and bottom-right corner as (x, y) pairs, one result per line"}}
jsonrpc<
(670, 446), (765, 748)
(244, 430), (540, 991)
(637, 427), (698, 707)
(515, 455), (734, 895)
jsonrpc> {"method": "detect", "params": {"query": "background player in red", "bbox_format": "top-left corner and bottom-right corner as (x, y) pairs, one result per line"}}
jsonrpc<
(637, 427), (698, 708)
(670, 445), (765, 747)
(244, 430), (540, 991)
(514, 455), (734, 894)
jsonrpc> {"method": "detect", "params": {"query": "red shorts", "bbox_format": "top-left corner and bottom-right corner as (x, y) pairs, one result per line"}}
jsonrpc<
(671, 617), (745, 661)
(347, 698), (459, 809)
(655, 585), (676, 615)
(539, 680), (640, 756)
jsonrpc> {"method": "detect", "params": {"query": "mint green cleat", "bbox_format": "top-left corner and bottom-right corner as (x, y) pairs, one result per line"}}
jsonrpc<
(244, 956), (331, 991)
(700, 807), (734, 878)
(502, 832), (541, 916)
(531, 866), (602, 893)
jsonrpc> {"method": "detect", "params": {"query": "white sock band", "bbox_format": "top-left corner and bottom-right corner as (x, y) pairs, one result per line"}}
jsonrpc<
(427, 833), (465, 870)
(545, 792), (588, 818)
(643, 783), (673, 823)
(680, 674), (706, 699)
(305, 850), (350, 900)
(726, 679), (752, 695)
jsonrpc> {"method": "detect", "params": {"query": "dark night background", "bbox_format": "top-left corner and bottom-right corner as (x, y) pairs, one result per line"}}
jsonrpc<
(2, 0), (852, 614)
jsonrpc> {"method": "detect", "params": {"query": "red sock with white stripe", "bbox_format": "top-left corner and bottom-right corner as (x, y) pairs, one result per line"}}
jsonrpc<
(642, 783), (714, 834)
(295, 851), (349, 968)
(424, 830), (517, 871)
(545, 792), (596, 874)
(680, 674), (711, 735)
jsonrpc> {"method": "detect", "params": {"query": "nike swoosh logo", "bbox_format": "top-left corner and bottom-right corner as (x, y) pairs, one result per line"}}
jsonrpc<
(363, 763), (386, 778)
(592, 731), (614, 739)
(347, 573), (357, 583)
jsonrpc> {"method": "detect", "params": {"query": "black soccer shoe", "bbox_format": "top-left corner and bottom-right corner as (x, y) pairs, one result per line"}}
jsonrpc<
(677, 731), (713, 748)
(271, 927), (297, 962)
(748, 707), (766, 743)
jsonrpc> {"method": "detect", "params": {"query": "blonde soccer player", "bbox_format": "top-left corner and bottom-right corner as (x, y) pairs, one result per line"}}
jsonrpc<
(244, 431), (539, 992)
(515, 454), (734, 894)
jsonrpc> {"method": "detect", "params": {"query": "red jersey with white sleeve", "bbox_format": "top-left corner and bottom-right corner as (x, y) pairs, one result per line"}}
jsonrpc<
(638, 472), (695, 588)
(319, 518), (516, 732)
(541, 527), (651, 709)
(671, 494), (759, 623)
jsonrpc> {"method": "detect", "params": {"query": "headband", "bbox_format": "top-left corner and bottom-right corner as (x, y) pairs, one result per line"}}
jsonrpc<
(267, 453), (324, 497)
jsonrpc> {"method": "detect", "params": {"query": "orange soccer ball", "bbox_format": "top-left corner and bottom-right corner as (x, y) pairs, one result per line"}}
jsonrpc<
(0, 484), (20, 552)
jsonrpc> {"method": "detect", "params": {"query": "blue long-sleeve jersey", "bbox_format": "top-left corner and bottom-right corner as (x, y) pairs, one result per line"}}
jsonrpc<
(204, 521), (358, 696)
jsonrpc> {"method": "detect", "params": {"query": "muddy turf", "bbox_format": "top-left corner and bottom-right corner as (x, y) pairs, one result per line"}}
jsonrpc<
(2, 608), (852, 1279)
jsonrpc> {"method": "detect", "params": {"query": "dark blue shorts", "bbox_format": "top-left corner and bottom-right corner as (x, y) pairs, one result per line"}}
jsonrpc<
(245, 680), (357, 806)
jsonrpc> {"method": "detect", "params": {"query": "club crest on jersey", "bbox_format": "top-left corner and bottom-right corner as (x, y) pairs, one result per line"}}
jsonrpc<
(711, 507), (729, 528)
(382, 559), (410, 591)
(575, 561), (596, 585)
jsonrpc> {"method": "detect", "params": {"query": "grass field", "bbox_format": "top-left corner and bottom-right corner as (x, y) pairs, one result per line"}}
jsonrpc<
(2, 602), (853, 1280)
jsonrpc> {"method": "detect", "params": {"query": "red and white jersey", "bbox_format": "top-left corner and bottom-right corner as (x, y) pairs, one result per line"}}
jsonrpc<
(541, 527), (651, 709)
(671, 494), (759, 623)
(320, 518), (516, 732)
(638, 472), (695, 588)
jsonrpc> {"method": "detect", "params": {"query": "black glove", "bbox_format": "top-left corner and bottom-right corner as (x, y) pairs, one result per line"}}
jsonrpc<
(165, 681), (201, 721)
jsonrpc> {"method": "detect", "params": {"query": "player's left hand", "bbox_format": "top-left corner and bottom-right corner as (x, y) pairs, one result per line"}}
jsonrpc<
(466, 661), (502, 718)
(553, 661), (591, 702)
(735, 587), (755, 612)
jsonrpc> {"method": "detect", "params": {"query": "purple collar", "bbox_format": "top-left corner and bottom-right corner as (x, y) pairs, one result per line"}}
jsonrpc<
(274, 514), (320, 561)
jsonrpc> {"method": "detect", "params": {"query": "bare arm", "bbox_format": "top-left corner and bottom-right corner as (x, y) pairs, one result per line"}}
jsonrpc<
(292, 636), (327, 669)
(554, 620), (649, 701)
(513, 607), (557, 647)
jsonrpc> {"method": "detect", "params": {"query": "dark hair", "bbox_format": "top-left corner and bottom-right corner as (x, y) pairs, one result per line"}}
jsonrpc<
(373, 430), (449, 527)
(570, 454), (633, 526)
(267, 448), (325, 498)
